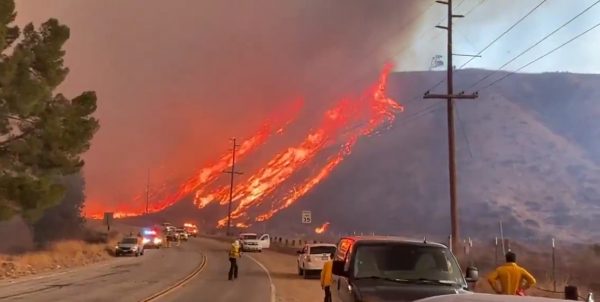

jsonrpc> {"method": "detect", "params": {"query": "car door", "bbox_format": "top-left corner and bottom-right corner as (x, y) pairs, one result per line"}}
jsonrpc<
(332, 239), (355, 302)
(259, 234), (270, 249)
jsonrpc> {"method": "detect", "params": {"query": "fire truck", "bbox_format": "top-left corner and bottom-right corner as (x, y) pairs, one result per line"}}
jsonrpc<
(183, 223), (198, 238)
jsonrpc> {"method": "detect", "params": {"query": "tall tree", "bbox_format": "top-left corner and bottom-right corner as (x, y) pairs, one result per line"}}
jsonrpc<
(0, 0), (99, 223)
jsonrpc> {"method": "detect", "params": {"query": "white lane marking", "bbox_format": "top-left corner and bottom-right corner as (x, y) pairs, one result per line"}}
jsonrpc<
(245, 254), (276, 302)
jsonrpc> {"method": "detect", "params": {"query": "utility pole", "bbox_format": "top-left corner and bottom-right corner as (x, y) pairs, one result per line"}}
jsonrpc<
(224, 138), (243, 236)
(424, 0), (478, 253)
(145, 168), (150, 214)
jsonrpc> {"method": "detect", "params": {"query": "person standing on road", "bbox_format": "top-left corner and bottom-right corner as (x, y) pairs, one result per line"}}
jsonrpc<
(320, 252), (334, 302)
(487, 251), (536, 295)
(228, 240), (242, 280)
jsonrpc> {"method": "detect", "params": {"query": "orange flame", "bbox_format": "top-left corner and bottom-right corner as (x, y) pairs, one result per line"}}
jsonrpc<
(85, 100), (303, 219)
(86, 64), (401, 229)
(315, 222), (331, 234)
(253, 64), (403, 225)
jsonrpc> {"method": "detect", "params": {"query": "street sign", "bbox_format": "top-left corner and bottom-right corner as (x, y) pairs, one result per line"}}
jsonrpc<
(104, 212), (113, 231)
(301, 210), (312, 224)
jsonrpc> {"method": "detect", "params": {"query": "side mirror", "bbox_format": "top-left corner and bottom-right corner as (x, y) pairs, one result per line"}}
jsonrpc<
(465, 266), (479, 283)
(332, 260), (347, 277)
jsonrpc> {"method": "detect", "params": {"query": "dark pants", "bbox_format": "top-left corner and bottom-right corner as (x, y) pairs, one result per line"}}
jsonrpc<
(324, 286), (331, 302)
(228, 258), (238, 280)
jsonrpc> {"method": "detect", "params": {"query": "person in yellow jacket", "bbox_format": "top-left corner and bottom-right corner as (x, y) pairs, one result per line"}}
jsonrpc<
(487, 251), (536, 295)
(320, 252), (335, 302)
(228, 240), (242, 280)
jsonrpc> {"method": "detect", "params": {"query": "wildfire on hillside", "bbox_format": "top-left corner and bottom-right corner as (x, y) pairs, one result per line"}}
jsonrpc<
(86, 65), (402, 228)
(315, 222), (331, 234)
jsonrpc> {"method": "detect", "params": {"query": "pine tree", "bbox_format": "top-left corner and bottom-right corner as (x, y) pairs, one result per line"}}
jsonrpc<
(0, 0), (99, 222)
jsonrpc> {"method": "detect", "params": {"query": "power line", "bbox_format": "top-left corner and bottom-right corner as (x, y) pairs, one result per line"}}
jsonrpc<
(458, 0), (548, 70)
(467, 0), (600, 90)
(480, 20), (600, 91)
(463, 0), (487, 17)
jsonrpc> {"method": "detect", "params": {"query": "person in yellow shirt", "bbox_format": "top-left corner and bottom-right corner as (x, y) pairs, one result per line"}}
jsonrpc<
(228, 240), (242, 280)
(487, 251), (536, 295)
(320, 252), (335, 302)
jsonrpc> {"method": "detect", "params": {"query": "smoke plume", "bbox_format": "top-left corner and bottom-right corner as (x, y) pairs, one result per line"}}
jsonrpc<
(14, 0), (424, 214)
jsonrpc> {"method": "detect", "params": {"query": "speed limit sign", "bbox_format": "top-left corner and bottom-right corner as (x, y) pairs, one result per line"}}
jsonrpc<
(301, 210), (312, 224)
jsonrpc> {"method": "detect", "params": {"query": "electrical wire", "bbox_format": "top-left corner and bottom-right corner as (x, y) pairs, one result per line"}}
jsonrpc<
(463, 0), (486, 17)
(479, 20), (600, 91)
(458, 0), (548, 70)
(467, 0), (600, 90)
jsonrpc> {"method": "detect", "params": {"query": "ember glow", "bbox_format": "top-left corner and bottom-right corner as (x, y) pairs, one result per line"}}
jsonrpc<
(219, 64), (402, 227)
(86, 65), (402, 228)
(85, 100), (302, 219)
(315, 222), (331, 234)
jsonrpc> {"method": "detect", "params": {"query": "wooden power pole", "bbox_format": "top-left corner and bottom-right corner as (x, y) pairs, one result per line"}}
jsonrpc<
(145, 169), (150, 214)
(224, 138), (243, 236)
(424, 0), (478, 253)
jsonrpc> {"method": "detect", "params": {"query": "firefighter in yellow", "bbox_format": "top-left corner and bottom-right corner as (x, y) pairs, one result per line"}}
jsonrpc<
(487, 251), (536, 295)
(320, 252), (334, 302)
(228, 240), (241, 280)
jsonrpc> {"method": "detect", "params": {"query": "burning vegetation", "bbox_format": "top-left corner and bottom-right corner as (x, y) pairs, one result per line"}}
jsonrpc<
(86, 65), (403, 227)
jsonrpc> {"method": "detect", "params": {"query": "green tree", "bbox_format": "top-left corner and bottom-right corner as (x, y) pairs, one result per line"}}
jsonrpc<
(0, 0), (99, 223)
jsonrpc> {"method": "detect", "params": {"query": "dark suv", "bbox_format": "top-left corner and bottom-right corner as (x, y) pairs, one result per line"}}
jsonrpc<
(331, 236), (478, 302)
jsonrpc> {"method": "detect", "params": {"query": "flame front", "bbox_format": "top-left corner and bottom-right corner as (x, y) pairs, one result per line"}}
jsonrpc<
(85, 65), (402, 229)
(315, 222), (331, 234)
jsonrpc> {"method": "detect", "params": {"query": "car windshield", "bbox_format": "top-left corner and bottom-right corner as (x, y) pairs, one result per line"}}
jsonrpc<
(122, 238), (137, 244)
(241, 234), (257, 240)
(352, 243), (465, 286)
(310, 246), (336, 254)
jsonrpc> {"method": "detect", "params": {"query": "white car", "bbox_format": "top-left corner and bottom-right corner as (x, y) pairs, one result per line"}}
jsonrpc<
(239, 233), (270, 252)
(297, 243), (336, 279)
(415, 293), (577, 302)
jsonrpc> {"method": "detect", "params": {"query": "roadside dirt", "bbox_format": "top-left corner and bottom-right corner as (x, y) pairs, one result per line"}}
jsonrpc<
(250, 250), (323, 302)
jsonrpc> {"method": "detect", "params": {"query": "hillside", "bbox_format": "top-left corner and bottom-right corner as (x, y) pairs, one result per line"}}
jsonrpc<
(265, 70), (600, 243)
(121, 70), (600, 244)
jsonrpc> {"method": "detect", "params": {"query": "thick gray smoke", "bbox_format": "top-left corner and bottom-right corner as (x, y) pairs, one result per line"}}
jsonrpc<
(15, 0), (424, 212)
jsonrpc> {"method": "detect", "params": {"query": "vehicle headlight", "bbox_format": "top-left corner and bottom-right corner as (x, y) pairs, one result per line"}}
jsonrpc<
(132, 246), (137, 250)
(153, 238), (162, 244)
(142, 238), (150, 244)
(115, 246), (120, 249)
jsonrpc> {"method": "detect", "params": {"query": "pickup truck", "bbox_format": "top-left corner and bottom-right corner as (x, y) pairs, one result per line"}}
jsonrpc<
(238, 233), (270, 252)
(330, 236), (479, 302)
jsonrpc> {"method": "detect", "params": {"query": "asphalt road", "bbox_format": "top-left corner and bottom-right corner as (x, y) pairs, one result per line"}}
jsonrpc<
(161, 238), (272, 302)
(0, 238), (271, 302)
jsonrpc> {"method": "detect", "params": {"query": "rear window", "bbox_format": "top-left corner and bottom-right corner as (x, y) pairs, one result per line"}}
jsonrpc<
(310, 246), (336, 254)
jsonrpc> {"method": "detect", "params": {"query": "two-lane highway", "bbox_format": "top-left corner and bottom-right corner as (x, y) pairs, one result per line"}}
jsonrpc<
(0, 238), (272, 302)
(161, 238), (271, 302)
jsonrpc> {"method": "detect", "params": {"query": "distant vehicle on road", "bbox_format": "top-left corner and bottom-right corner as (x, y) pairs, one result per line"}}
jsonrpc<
(414, 293), (571, 302)
(175, 228), (189, 241)
(297, 243), (336, 279)
(141, 228), (163, 249)
(184, 223), (198, 237)
(238, 233), (270, 252)
(330, 236), (478, 302)
(115, 237), (145, 257)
